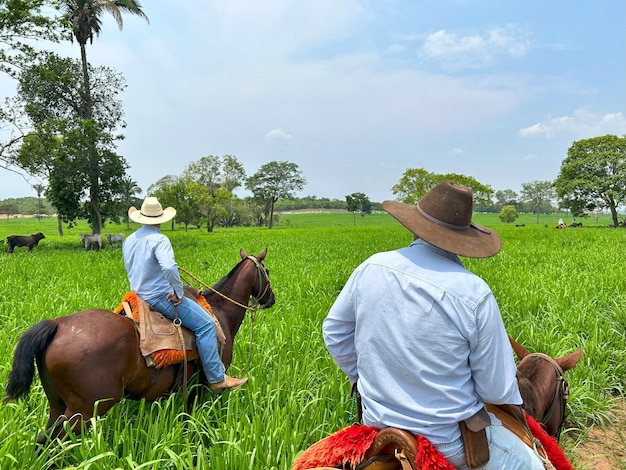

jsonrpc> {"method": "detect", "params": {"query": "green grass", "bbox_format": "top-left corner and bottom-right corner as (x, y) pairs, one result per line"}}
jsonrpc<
(0, 213), (624, 468)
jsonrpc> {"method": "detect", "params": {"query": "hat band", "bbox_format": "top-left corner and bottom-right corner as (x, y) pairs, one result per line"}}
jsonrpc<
(416, 203), (470, 230)
(417, 203), (492, 235)
(140, 210), (164, 218)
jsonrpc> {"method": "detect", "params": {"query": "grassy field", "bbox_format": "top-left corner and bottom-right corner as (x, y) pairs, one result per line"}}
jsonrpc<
(0, 212), (624, 469)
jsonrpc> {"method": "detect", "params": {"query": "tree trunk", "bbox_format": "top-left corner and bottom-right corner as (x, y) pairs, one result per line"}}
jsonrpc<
(609, 203), (619, 227)
(79, 42), (102, 235)
(269, 201), (275, 229)
(79, 44), (93, 119)
(57, 214), (64, 236)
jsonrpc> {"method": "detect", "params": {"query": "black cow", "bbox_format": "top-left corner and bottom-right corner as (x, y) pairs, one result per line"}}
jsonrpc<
(6, 232), (45, 253)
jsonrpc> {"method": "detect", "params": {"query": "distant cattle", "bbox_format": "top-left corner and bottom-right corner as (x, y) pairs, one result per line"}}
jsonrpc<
(105, 233), (125, 245)
(569, 222), (583, 227)
(80, 233), (102, 251)
(6, 232), (45, 253)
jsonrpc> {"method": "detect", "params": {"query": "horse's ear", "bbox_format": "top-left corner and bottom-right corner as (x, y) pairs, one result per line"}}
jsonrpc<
(509, 335), (531, 359)
(557, 349), (582, 372)
(257, 247), (268, 261)
(240, 248), (248, 259)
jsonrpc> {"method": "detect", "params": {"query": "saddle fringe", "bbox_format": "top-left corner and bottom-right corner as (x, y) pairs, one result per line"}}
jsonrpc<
(114, 292), (202, 368)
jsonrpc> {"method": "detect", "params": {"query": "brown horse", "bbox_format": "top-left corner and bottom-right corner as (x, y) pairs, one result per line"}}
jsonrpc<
(4, 248), (275, 447)
(509, 336), (582, 440)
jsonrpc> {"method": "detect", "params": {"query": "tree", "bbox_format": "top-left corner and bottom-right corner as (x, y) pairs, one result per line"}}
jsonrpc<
(0, 0), (61, 78)
(499, 205), (518, 223)
(14, 54), (128, 233)
(391, 168), (494, 206)
(181, 155), (246, 232)
(147, 175), (191, 231)
(555, 135), (626, 228)
(245, 161), (306, 228)
(55, 0), (148, 232)
(0, 201), (18, 220)
(391, 168), (437, 203)
(0, 1), (63, 171)
(61, 0), (148, 120)
(520, 180), (555, 224)
(121, 175), (141, 229)
(495, 189), (519, 210)
(32, 182), (45, 221)
(345, 192), (372, 225)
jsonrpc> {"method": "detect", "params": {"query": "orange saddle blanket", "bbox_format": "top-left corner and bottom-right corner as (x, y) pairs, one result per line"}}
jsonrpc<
(114, 291), (224, 369)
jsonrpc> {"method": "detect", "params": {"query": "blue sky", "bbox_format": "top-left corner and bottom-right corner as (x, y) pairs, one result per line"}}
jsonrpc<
(1, 0), (624, 203)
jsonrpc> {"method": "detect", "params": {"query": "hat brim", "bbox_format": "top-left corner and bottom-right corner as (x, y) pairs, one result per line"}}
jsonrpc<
(382, 200), (501, 258)
(128, 206), (176, 225)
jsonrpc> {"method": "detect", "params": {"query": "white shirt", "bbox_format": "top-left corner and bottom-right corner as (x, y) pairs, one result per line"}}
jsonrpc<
(322, 239), (522, 444)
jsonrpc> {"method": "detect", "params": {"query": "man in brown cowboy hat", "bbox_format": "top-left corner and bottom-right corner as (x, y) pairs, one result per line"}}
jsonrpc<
(322, 181), (545, 469)
(122, 196), (246, 394)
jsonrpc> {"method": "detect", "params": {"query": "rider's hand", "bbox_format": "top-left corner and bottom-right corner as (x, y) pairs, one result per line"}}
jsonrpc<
(166, 292), (183, 305)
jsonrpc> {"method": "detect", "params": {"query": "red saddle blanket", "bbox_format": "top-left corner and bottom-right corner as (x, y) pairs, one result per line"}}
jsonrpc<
(292, 415), (573, 470)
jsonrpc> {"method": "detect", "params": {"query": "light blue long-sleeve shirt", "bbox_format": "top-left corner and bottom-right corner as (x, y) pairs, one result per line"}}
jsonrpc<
(322, 239), (522, 445)
(122, 224), (184, 300)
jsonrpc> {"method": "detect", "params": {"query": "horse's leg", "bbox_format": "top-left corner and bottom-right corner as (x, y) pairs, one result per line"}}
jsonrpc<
(39, 311), (139, 444)
(36, 356), (68, 448)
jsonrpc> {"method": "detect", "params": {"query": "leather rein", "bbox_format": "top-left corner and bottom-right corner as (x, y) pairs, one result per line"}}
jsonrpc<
(525, 352), (569, 438)
(178, 256), (272, 374)
(179, 255), (273, 311)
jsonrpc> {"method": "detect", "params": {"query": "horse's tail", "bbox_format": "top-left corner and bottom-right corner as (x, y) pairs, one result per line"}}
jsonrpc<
(4, 320), (58, 402)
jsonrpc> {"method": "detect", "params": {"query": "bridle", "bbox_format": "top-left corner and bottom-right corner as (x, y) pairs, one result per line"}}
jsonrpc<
(178, 256), (273, 375)
(179, 255), (273, 311)
(524, 352), (570, 439)
(245, 255), (273, 309)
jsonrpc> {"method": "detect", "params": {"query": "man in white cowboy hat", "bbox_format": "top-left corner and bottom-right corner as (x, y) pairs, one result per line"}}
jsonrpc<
(122, 196), (247, 394)
(322, 181), (545, 469)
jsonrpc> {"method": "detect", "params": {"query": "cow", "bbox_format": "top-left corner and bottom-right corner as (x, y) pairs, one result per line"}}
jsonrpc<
(80, 233), (102, 251)
(105, 233), (125, 245)
(6, 232), (45, 253)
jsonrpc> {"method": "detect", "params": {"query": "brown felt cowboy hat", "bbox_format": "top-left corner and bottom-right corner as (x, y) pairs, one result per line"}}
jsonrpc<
(382, 181), (501, 258)
(128, 197), (176, 225)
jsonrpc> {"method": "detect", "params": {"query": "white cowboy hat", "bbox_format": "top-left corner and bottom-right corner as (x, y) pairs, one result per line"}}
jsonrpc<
(382, 181), (501, 258)
(128, 197), (176, 225)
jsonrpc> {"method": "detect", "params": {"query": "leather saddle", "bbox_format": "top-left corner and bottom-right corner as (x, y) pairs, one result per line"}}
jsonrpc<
(355, 427), (417, 470)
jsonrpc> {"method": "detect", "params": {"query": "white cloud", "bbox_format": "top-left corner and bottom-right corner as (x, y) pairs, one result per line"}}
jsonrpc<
(265, 128), (294, 145)
(451, 147), (464, 155)
(519, 108), (626, 140)
(419, 24), (531, 70)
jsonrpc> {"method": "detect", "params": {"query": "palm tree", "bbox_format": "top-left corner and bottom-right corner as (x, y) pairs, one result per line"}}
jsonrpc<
(121, 175), (142, 230)
(60, 0), (148, 234)
(32, 183), (46, 222)
(63, 0), (149, 120)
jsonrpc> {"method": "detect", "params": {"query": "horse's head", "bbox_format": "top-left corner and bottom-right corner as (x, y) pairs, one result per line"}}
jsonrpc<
(510, 336), (582, 440)
(240, 248), (275, 309)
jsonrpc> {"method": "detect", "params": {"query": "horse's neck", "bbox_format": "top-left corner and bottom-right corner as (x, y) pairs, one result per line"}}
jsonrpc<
(210, 262), (255, 335)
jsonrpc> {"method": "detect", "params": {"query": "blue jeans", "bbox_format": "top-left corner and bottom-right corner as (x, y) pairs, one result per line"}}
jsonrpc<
(436, 424), (546, 469)
(147, 294), (225, 384)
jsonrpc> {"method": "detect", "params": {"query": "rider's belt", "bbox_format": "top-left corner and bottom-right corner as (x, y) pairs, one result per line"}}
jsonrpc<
(459, 406), (491, 468)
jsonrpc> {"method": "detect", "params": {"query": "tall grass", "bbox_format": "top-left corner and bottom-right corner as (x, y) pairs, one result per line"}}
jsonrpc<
(0, 214), (624, 468)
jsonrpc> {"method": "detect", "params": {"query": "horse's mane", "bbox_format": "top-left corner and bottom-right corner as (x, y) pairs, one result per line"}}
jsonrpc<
(202, 258), (245, 298)
(517, 355), (547, 419)
(517, 376), (539, 418)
